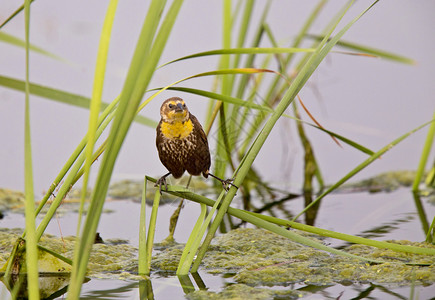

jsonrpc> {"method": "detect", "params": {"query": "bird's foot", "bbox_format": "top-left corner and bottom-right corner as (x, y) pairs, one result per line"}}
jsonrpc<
(208, 173), (238, 192)
(155, 174), (170, 194)
(221, 178), (238, 192)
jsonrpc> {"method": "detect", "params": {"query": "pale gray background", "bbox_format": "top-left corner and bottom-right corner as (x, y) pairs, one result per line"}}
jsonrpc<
(0, 0), (434, 194)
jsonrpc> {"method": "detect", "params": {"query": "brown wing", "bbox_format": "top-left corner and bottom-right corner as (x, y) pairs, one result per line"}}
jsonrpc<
(156, 119), (185, 178)
(186, 114), (211, 178)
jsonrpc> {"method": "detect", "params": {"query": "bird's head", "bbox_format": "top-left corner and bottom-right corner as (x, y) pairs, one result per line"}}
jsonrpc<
(160, 97), (189, 123)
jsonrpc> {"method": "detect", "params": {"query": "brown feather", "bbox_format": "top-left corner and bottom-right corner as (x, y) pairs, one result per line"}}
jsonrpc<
(156, 110), (211, 179)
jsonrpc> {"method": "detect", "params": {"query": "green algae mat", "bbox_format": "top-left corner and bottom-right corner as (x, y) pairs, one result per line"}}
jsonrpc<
(1, 227), (433, 299)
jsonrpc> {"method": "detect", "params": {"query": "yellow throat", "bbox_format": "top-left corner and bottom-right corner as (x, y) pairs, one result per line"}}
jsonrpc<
(161, 119), (193, 139)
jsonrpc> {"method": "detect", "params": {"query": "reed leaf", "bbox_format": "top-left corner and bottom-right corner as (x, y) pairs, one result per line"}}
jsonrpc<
(306, 34), (416, 65)
(159, 47), (316, 68)
(23, 0), (39, 298)
(77, 0), (118, 235)
(0, 31), (65, 62)
(0, 75), (157, 127)
(413, 110), (435, 191)
(176, 202), (207, 275)
(0, 0), (35, 29)
(138, 177), (148, 275)
(177, 190), (226, 274)
(145, 185), (161, 275)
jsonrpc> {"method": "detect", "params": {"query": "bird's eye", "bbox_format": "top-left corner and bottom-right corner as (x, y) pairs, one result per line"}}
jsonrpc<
(168, 104), (174, 108)
(183, 104), (186, 107)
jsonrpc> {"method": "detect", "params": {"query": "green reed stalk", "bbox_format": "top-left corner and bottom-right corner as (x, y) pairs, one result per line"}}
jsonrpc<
(0, 75), (156, 127)
(427, 216), (435, 244)
(78, 0), (118, 236)
(0, 31), (66, 62)
(177, 191), (226, 274)
(227, 0), (255, 147)
(232, 3), (270, 142)
(176, 202), (207, 274)
(145, 186), (161, 274)
(0, 0), (34, 29)
(213, 0), (233, 182)
(138, 178), (148, 275)
(413, 110), (435, 191)
(23, 0), (39, 298)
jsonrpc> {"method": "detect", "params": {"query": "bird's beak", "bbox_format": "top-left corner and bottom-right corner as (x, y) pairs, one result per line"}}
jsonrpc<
(175, 103), (184, 112)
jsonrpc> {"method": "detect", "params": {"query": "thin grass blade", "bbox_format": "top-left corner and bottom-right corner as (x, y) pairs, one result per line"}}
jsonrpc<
(0, 31), (66, 62)
(145, 187), (161, 274)
(138, 177), (148, 275)
(412, 110), (435, 191)
(158, 47), (316, 68)
(177, 191), (226, 274)
(176, 202), (207, 275)
(306, 34), (415, 65)
(0, 0), (35, 29)
(77, 0), (119, 235)
(0, 75), (157, 127)
(23, 0), (39, 298)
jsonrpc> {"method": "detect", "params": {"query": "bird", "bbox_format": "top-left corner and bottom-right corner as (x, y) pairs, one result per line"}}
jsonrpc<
(155, 97), (236, 193)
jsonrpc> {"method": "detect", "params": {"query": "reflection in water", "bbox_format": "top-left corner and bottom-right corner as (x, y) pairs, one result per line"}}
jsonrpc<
(357, 214), (415, 240)
(303, 191), (322, 226)
(139, 279), (154, 300)
(177, 274), (195, 294)
(81, 280), (138, 299)
(412, 191), (431, 241)
(1, 273), (71, 299)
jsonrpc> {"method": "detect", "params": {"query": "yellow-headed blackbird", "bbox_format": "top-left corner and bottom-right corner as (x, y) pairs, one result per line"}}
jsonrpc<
(155, 97), (236, 192)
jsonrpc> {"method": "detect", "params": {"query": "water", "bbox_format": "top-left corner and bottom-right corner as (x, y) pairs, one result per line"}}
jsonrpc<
(1, 0), (434, 299)
(1, 186), (434, 299)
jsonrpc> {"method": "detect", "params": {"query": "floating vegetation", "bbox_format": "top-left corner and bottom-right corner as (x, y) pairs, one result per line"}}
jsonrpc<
(185, 283), (304, 300)
(0, 188), (26, 212)
(152, 228), (435, 287)
(339, 170), (418, 193)
(0, 229), (137, 281)
(1, 227), (434, 287)
(0, 227), (434, 298)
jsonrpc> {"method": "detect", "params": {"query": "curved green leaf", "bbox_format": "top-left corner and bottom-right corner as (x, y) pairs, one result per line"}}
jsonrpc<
(0, 31), (68, 62)
(150, 181), (435, 258)
(156, 86), (376, 155)
(159, 47), (316, 68)
(306, 34), (415, 65)
(0, 75), (157, 127)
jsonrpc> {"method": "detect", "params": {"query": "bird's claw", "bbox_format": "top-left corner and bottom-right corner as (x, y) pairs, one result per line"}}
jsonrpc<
(221, 178), (238, 192)
(155, 176), (168, 194)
